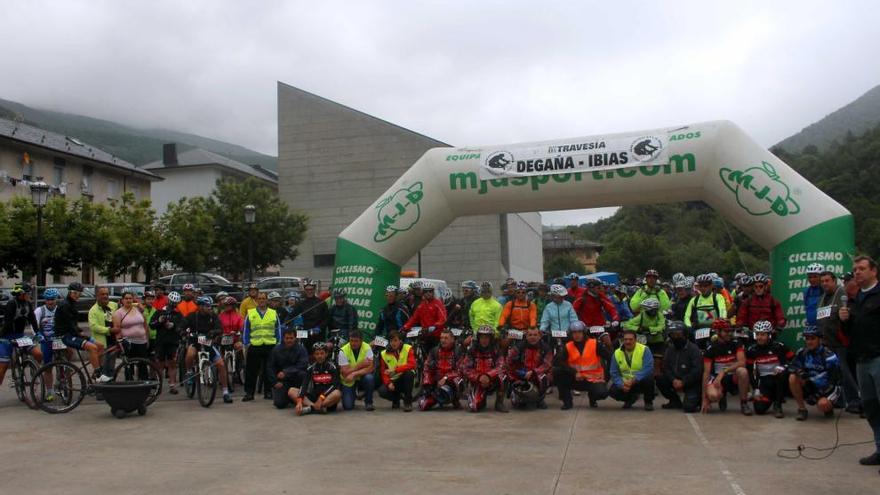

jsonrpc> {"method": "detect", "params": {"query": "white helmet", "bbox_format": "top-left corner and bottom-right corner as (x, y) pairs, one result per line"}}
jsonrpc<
(550, 284), (568, 297)
(806, 263), (824, 275)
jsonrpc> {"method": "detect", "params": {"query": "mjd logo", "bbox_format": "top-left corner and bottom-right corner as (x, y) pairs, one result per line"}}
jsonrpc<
(719, 161), (800, 217)
(374, 182), (424, 242)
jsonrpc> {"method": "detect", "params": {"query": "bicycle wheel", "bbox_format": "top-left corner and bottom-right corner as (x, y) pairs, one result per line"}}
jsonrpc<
(31, 362), (87, 414)
(114, 358), (163, 406)
(14, 359), (39, 409)
(224, 352), (235, 394)
(197, 360), (217, 408)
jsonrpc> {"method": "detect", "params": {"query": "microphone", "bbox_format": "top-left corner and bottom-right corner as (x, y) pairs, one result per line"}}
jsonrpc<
(840, 294), (848, 307)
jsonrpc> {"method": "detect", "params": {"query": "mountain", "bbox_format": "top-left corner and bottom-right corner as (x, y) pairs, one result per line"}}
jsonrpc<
(0, 98), (276, 170)
(775, 83), (880, 153)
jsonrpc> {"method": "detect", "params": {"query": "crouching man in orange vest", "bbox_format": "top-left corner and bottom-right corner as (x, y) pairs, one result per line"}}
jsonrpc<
(552, 320), (612, 410)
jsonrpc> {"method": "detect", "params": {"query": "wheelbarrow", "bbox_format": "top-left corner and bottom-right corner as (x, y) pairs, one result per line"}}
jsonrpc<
(92, 381), (158, 419)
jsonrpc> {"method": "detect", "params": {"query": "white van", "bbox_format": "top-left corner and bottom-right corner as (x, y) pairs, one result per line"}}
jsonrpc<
(399, 277), (449, 298)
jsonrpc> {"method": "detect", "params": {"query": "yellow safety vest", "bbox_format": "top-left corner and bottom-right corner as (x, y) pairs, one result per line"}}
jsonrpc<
(381, 344), (411, 380)
(340, 342), (371, 387)
(247, 308), (278, 346)
(614, 343), (646, 381)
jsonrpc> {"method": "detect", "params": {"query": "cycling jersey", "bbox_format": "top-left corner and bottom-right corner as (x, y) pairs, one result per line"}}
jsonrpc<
(219, 309), (243, 335)
(328, 303), (358, 332)
(461, 344), (504, 382)
(703, 340), (743, 376)
(176, 299), (198, 318)
(2, 297), (38, 337)
(629, 285), (671, 313)
(376, 302), (404, 337)
(34, 305), (57, 338)
(736, 293), (785, 331)
(403, 298), (447, 339)
(684, 293), (727, 328)
(803, 284), (822, 326)
(572, 292), (618, 327)
(423, 344), (462, 386)
(293, 296), (329, 331)
(52, 296), (82, 338)
(790, 345), (840, 390)
(746, 342), (794, 377)
(622, 312), (666, 344)
(182, 311), (221, 338)
(506, 340), (553, 381)
(469, 297), (502, 335)
(150, 308), (183, 345)
(302, 360), (340, 399)
(566, 285), (585, 302)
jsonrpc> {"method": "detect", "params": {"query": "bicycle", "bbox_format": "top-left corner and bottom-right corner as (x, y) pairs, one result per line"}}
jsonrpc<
(327, 329), (347, 365)
(179, 333), (218, 408)
(220, 332), (243, 393)
(30, 338), (99, 414)
(405, 326), (427, 387)
(2, 335), (40, 409)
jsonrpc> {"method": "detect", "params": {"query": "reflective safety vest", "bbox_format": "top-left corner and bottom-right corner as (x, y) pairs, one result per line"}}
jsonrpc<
(566, 339), (604, 383)
(247, 308), (278, 346)
(381, 344), (412, 379)
(614, 343), (647, 381)
(340, 342), (371, 387)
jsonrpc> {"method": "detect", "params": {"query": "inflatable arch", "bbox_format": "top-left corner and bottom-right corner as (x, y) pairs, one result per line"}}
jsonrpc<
(331, 120), (853, 346)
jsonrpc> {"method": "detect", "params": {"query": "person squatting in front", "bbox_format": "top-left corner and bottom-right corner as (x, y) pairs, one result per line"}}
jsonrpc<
(289, 342), (342, 415)
(746, 320), (794, 418)
(788, 325), (842, 421)
(701, 319), (752, 415)
(419, 328), (464, 411)
(378, 330), (417, 411)
(553, 321), (611, 410)
(657, 321), (703, 412)
(609, 328), (656, 410)
(506, 327), (553, 409)
(268, 327), (309, 410)
(461, 325), (508, 413)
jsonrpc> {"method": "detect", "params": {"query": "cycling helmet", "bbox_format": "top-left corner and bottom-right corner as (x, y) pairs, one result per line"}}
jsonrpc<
(806, 263), (824, 275)
(713, 277), (723, 289)
(302, 279), (316, 289)
(144, 290), (156, 298)
(312, 341), (327, 351)
(196, 296), (213, 307)
(684, 276), (695, 287)
(461, 280), (478, 290)
(734, 272), (746, 282)
(385, 285), (398, 293)
(268, 291), (282, 300)
(332, 288), (346, 297)
(43, 288), (60, 299)
(645, 269), (660, 278)
(397, 287), (408, 295)
(672, 272), (685, 284)
(286, 291), (300, 300)
(569, 320), (586, 333)
(550, 284), (567, 297)
(752, 273), (769, 284)
(586, 278), (602, 287)
(442, 288), (453, 304)
(167, 291), (181, 303)
(802, 325), (821, 337)
(182, 283), (195, 291)
(673, 279), (690, 289)
(223, 296), (237, 306)
(740, 275), (753, 286)
(410, 281), (423, 290)
(665, 320), (687, 336)
(568, 272), (579, 279)
(752, 320), (773, 334)
(476, 325), (494, 336)
(512, 381), (541, 404)
(11, 283), (30, 295)
(216, 291), (229, 300)
(422, 282), (435, 291)
(696, 274), (714, 284)
(640, 298), (660, 311)
(711, 319), (731, 331)
(480, 281), (493, 290)
(515, 282), (527, 291)
(68, 282), (85, 292)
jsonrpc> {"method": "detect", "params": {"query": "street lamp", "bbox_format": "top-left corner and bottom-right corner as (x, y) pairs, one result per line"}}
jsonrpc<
(30, 180), (50, 299)
(244, 204), (256, 281)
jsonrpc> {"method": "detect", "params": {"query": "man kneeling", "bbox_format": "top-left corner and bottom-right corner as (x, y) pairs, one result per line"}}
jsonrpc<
(419, 328), (463, 411)
(553, 321), (611, 410)
(507, 327), (553, 409)
(789, 325), (841, 421)
(289, 342), (342, 415)
(610, 328), (656, 410)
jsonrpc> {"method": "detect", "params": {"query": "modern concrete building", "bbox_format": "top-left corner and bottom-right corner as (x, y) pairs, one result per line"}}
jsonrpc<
(277, 82), (543, 290)
(143, 143), (278, 216)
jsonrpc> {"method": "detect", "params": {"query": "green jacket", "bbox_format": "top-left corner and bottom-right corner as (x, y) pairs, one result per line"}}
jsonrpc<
(88, 301), (118, 347)
(684, 293), (727, 328)
(143, 306), (158, 341)
(629, 286), (671, 313)
(469, 297), (502, 336)
(623, 312), (666, 344)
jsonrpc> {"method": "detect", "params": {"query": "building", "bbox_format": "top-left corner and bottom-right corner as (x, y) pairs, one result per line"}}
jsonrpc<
(277, 82), (544, 290)
(0, 117), (159, 204)
(542, 228), (603, 273)
(142, 143), (278, 216)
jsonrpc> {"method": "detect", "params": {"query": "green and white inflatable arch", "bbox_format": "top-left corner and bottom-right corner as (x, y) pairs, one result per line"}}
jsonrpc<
(332, 120), (853, 346)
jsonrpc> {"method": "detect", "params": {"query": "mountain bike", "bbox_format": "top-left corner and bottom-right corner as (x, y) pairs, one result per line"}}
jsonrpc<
(30, 338), (96, 414)
(405, 326), (427, 387)
(2, 335), (39, 409)
(220, 332), (242, 394)
(179, 334), (218, 408)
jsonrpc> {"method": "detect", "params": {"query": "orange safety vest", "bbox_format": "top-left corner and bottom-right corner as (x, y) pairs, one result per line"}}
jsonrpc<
(566, 339), (604, 383)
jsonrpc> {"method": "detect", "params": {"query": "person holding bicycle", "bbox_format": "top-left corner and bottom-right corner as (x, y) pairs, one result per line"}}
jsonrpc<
(219, 296), (244, 351)
(498, 282), (537, 352)
(328, 289), (358, 341)
(242, 291), (280, 402)
(183, 296), (233, 404)
(0, 283), (44, 388)
(540, 284), (578, 338)
(35, 288), (60, 368)
(402, 282), (447, 352)
(53, 282), (108, 381)
(268, 327), (309, 409)
(291, 342), (342, 415)
(151, 291), (183, 393)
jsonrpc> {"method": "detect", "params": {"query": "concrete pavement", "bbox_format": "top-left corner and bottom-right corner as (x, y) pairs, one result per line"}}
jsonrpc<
(0, 383), (876, 495)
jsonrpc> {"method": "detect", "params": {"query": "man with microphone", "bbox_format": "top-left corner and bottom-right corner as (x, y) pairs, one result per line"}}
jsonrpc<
(839, 256), (880, 472)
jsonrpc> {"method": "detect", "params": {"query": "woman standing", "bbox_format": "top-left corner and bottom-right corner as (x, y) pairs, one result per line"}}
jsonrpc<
(112, 290), (150, 379)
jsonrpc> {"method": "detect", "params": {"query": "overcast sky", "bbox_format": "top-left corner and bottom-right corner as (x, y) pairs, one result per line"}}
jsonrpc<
(2, 0), (879, 225)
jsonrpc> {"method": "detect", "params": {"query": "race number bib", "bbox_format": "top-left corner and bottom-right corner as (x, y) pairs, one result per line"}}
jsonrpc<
(197, 335), (209, 345)
(406, 328), (422, 339)
(734, 329), (750, 339)
(297, 330), (309, 339)
(551, 330), (568, 338)
(589, 326), (605, 335)
(507, 329), (524, 340)
(695, 328), (711, 340)
(14, 337), (34, 347)
(51, 339), (67, 350)
(636, 334), (647, 345)
(221, 335), (234, 346)
(372, 336), (389, 348)
(450, 328), (463, 337)
(816, 306), (832, 320)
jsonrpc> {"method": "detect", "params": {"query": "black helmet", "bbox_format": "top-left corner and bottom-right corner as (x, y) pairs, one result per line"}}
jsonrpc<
(665, 320), (687, 337)
(68, 282), (84, 292)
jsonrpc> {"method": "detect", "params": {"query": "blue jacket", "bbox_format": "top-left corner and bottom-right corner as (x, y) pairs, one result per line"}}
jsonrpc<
(610, 345), (654, 388)
(610, 295), (633, 321)
(540, 300), (579, 332)
(790, 345), (840, 390)
(803, 285), (822, 326)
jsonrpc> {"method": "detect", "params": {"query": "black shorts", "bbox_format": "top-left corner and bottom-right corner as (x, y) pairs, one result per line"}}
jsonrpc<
(156, 342), (178, 361)
(306, 391), (338, 410)
(803, 381), (839, 405)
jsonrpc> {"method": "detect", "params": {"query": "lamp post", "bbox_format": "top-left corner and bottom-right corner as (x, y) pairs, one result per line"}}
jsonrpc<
(244, 204), (256, 282)
(30, 180), (50, 299)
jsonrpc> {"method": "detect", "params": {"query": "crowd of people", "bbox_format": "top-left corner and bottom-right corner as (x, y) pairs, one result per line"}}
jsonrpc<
(3, 256), (880, 472)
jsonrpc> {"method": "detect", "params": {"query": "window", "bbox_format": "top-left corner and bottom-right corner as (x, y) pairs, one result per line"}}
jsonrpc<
(82, 166), (93, 195)
(130, 184), (141, 199)
(53, 166), (64, 186)
(314, 254), (335, 267)
(107, 178), (118, 198)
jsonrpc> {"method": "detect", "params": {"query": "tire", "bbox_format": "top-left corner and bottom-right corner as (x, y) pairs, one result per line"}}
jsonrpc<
(224, 352), (235, 394)
(113, 408), (126, 419)
(31, 362), (87, 414)
(14, 358), (39, 409)
(137, 406), (147, 416)
(113, 358), (163, 406)
(185, 366), (197, 399)
(197, 360), (217, 408)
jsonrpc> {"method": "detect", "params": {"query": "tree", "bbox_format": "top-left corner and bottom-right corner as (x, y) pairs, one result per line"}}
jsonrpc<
(208, 178), (307, 278)
(99, 193), (163, 281)
(159, 196), (216, 273)
(3, 196), (78, 281)
(65, 197), (115, 280)
(0, 201), (12, 275)
(544, 253), (587, 280)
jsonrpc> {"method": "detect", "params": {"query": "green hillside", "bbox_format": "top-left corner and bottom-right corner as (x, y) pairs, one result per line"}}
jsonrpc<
(0, 98), (277, 170)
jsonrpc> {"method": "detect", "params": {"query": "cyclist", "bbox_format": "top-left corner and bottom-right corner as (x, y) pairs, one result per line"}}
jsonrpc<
(565, 273), (584, 302)
(553, 321), (611, 410)
(534, 284), (550, 320)
(35, 288), (60, 369)
(419, 328), (463, 411)
(630, 269), (671, 314)
(730, 275), (753, 317)
(267, 327), (309, 409)
(657, 321), (702, 412)
(461, 325), (507, 413)
(282, 292), (303, 328)
(623, 299), (666, 377)
(712, 274), (733, 310)
(685, 274), (728, 347)
(338, 329), (375, 411)
(53, 282), (108, 382)
(457, 281), (480, 332)
(572, 278), (618, 327)
(670, 279), (692, 322)
(746, 320), (794, 418)
(292, 342), (342, 415)
(150, 291), (183, 393)
(498, 282), (537, 351)
(402, 283), (447, 351)
(293, 280), (329, 352)
(396, 287), (412, 323)
(497, 280), (516, 307)
(182, 296), (233, 403)
(610, 328), (656, 410)
(610, 284), (633, 321)
(376, 285), (405, 338)
(803, 263), (824, 326)
(736, 273), (785, 332)
(378, 330), (416, 411)
(507, 327), (553, 409)
(405, 281), (424, 315)
(238, 283), (259, 317)
(469, 282), (502, 342)
(789, 325), (841, 421)
(540, 284), (578, 337)
(0, 283), (44, 388)
(219, 296), (244, 351)
(242, 291), (280, 402)
(702, 320), (752, 415)
(177, 284), (198, 317)
(328, 289), (358, 340)
(142, 291), (158, 357)
(152, 282), (168, 312)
